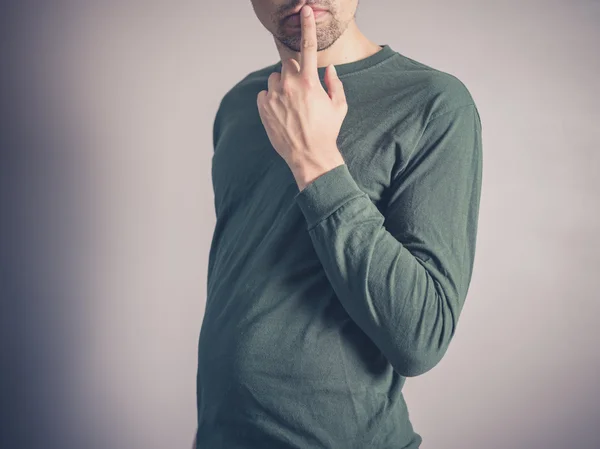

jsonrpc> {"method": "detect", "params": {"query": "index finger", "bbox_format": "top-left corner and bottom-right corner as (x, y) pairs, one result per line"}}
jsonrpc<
(299, 6), (317, 78)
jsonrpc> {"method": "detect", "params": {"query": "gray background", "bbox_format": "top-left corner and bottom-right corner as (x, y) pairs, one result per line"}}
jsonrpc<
(1, 1), (599, 448)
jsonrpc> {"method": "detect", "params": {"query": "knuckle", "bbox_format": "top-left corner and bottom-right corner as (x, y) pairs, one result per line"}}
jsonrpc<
(280, 80), (293, 94)
(302, 37), (315, 49)
(299, 76), (314, 88)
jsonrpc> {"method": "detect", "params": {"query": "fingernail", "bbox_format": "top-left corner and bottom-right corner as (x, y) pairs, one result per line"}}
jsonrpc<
(303, 6), (311, 16)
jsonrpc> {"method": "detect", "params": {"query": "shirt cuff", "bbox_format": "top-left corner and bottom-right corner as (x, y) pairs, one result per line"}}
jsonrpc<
(294, 163), (367, 230)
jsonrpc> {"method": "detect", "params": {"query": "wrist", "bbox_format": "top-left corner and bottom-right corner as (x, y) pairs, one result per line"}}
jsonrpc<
(291, 156), (345, 191)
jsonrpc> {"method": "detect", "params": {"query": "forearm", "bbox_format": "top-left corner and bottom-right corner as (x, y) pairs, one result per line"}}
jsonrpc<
(294, 104), (483, 377)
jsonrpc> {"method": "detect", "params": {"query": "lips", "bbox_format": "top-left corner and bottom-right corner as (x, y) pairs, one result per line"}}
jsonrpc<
(286, 10), (328, 26)
(286, 4), (328, 17)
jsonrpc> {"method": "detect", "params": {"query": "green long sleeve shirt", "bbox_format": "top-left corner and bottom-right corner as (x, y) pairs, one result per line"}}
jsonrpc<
(196, 44), (483, 449)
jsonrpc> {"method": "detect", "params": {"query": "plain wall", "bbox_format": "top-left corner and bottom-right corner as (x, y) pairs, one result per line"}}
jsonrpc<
(1, 1), (599, 448)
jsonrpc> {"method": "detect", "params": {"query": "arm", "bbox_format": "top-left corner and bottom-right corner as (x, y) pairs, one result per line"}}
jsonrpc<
(294, 103), (483, 377)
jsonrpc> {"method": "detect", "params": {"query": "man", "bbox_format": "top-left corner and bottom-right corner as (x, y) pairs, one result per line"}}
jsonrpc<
(193, 0), (483, 447)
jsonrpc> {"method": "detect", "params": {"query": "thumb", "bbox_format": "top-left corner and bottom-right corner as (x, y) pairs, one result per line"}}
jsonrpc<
(325, 64), (346, 108)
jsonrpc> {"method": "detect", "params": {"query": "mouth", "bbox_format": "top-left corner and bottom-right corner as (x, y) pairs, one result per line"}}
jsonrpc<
(285, 4), (329, 18)
(285, 8), (329, 26)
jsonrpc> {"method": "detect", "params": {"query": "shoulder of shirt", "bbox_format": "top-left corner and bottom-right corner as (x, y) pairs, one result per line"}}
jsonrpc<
(392, 52), (479, 122)
(213, 62), (279, 119)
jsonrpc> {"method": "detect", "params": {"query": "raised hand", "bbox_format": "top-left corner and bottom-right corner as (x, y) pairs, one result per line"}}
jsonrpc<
(256, 5), (348, 191)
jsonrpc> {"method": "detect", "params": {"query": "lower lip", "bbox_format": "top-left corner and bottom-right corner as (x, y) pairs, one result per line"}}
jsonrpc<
(286, 10), (328, 26)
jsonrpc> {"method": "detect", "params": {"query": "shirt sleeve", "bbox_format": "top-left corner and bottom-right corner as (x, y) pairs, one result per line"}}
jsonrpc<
(212, 103), (223, 152)
(294, 103), (483, 377)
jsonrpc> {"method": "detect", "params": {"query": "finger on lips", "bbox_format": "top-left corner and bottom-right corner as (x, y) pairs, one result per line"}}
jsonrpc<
(300, 6), (317, 78)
